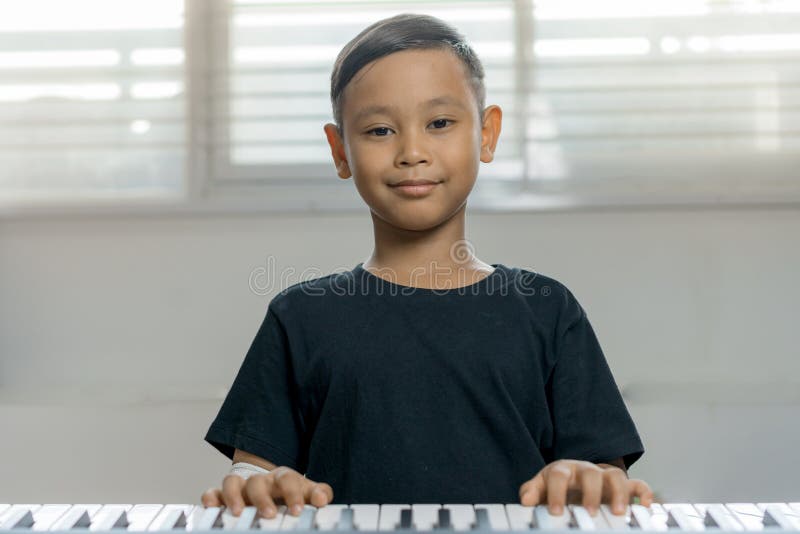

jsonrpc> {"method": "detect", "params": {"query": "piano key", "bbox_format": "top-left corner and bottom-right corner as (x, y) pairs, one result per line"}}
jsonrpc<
(229, 507), (258, 530)
(569, 505), (599, 530)
(280, 505), (316, 531)
(441, 505), (474, 531)
(31, 504), (72, 532)
(0, 507), (10, 521)
(190, 507), (221, 531)
(663, 504), (704, 531)
(255, 505), (287, 531)
(789, 504), (800, 514)
(295, 507), (317, 531)
(436, 508), (453, 530)
(51, 505), (103, 530)
(412, 505), (442, 531)
(504, 504), (535, 530)
(473, 504), (509, 531)
(155, 508), (189, 532)
(125, 505), (164, 532)
(472, 508), (490, 531)
(0, 508), (35, 530)
(90, 505), (132, 531)
(648, 504), (671, 531)
(757, 504), (800, 527)
(701, 504), (744, 531)
(399, 510), (413, 530)
(762, 505), (800, 530)
(599, 504), (630, 530)
(629, 504), (656, 530)
(379, 505), (410, 531)
(533, 505), (571, 530)
(349, 505), (379, 531)
(726, 504), (770, 531)
(335, 508), (354, 531)
(313, 504), (347, 530)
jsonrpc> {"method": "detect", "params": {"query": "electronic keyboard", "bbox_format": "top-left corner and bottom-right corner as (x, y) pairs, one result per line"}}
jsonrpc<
(1, 502), (799, 533)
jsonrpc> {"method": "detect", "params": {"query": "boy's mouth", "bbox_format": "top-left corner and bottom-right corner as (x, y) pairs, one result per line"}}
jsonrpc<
(390, 179), (441, 187)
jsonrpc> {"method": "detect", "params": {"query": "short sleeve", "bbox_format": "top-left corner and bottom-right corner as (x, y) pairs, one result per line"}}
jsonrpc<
(548, 291), (644, 470)
(204, 305), (305, 470)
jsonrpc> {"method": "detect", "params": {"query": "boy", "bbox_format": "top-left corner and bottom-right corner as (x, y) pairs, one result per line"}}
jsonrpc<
(202, 13), (653, 520)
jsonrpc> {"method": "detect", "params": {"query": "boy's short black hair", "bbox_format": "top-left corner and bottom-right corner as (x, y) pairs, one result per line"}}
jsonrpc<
(330, 13), (487, 137)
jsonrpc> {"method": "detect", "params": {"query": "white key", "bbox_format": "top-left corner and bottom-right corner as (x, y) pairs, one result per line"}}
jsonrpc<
(90, 505), (132, 531)
(701, 504), (744, 531)
(378, 505), (409, 531)
(600, 504), (630, 530)
(630, 504), (656, 530)
(280, 505), (316, 530)
(649, 504), (671, 531)
(727, 503), (769, 531)
(150, 505), (194, 531)
(533, 504), (571, 530)
(570, 505), (600, 530)
(474, 504), (510, 531)
(758, 503), (800, 528)
(411, 504), (441, 531)
(256, 505), (287, 531)
(31, 504), (71, 531)
(0, 506), (38, 530)
(0, 507), (10, 522)
(443, 505), (475, 531)
(126, 505), (165, 531)
(790, 504), (800, 515)
(348, 505), (378, 531)
(314, 504), (346, 530)
(761, 505), (800, 530)
(504, 504), (536, 530)
(663, 503), (704, 531)
(51, 505), (103, 530)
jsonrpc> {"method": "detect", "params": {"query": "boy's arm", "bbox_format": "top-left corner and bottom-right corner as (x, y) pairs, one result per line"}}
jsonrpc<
(233, 448), (279, 470)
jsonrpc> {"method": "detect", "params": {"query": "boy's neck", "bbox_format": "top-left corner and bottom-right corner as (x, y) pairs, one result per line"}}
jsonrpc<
(361, 206), (494, 289)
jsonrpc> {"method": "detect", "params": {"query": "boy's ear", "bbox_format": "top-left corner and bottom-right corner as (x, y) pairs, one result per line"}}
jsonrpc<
(479, 105), (502, 164)
(323, 123), (351, 179)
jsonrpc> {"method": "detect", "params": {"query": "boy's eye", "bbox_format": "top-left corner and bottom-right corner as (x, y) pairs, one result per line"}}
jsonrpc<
(431, 118), (452, 129)
(367, 127), (391, 137)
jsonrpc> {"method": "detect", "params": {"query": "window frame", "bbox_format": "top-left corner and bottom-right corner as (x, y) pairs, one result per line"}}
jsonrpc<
(1, 0), (799, 219)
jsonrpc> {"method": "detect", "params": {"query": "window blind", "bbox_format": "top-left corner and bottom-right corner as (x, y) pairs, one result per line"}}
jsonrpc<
(212, 0), (800, 205)
(210, 0), (522, 185)
(0, 0), (186, 204)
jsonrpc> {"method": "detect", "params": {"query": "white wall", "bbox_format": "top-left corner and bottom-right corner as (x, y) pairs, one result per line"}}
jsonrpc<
(1, 206), (799, 504)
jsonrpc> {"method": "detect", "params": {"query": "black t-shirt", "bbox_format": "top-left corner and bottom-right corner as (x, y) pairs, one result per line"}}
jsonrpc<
(204, 263), (644, 504)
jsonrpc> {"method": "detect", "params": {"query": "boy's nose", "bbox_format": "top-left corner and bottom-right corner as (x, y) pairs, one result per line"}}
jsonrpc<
(395, 132), (431, 167)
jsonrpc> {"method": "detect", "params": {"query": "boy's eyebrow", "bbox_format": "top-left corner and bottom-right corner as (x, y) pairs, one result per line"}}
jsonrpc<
(353, 96), (467, 123)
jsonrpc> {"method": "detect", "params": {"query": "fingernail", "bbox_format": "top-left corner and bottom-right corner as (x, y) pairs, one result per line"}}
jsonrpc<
(614, 503), (624, 514)
(553, 505), (563, 515)
(292, 504), (303, 515)
(264, 507), (275, 517)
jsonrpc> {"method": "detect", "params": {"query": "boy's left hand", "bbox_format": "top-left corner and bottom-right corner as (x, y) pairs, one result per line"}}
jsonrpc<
(518, 459), (653, 516)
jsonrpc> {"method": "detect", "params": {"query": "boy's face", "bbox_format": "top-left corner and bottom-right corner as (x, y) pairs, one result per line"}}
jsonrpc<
(324, 48), (501, 232)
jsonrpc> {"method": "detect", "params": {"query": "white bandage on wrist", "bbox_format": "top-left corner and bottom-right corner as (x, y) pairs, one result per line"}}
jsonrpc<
(229, 461), (271, 480)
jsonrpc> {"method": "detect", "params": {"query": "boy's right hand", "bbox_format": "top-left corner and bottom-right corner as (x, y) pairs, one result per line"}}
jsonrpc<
(200, 466), (334, 519)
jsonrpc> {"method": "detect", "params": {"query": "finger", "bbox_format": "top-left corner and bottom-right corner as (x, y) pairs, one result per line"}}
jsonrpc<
(602, 469), (629, 515)
(545, 463), (573, 516)
(627, 479), (654, 507)
(246, 474), (279, 518)
(273, 469), (307, 516)
(305, 482), (334, 508)
(201, 487), (224, 508)
(519, 472), (546, 507)
(578, 466), (603, 515)
(221, 474), (247, 516)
